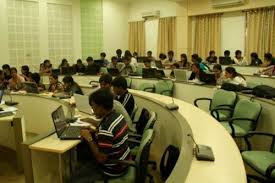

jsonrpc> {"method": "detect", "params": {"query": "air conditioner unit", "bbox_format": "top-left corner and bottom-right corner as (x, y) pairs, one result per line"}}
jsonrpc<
(212, 0), (246, 8)
(142, 10), (160, 19)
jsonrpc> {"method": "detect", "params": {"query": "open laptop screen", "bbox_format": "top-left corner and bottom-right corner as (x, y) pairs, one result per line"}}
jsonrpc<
(51, 106), (67, 137)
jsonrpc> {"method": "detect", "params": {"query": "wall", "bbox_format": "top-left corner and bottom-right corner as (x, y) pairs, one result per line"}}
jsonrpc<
(102, 0), (129, 60)
(188, 0), (275, 16)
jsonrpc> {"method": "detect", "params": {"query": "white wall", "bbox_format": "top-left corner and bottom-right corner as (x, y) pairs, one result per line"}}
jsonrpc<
(221, 12), (245, 57)
(145, 19), (159, 58)
(102, 0), (129, 60)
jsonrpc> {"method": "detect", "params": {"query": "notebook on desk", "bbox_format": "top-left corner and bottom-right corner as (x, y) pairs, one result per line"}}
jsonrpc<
(51, 106), (82, 140)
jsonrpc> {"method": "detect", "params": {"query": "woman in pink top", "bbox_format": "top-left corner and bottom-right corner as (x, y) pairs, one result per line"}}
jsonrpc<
(9, 67), (25, 90)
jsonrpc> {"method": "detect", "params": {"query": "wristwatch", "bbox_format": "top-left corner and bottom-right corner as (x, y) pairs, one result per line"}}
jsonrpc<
(87, 136), (93, 143)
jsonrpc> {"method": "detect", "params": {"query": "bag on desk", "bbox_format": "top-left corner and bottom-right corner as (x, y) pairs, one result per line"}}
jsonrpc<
(221, 83), (246, 92)
(252, 85), (275, 99)
(160, 145), (180, 181)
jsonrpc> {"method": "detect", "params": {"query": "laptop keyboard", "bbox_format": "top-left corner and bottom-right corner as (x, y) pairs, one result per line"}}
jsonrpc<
(64, 126), (82, 137)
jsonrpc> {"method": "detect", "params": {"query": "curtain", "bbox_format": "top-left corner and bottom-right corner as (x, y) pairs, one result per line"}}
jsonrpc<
(128, 21), (145, 56)
(245, 8), (275, 62)
(157, 17), (176, 56)
(193, 14), (221, 59)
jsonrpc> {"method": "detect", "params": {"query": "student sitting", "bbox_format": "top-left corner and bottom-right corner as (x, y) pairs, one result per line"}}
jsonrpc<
(224, 67), (247, 87)
(62, 76), (83, 96)
(9, 67), (25, 90)
(170, 63), (180, 78)
(21, 65), (32, 81)
(163, 50), (176, 68)
(261, 53), (275, 67)
(72, 88), (130, 182)
(108, 56), (119, 70)
(0, 70), (7, 89)
(133, 52), (138, 59)
(99, 74), (135, 132)
(192, 54), (209, 71)
(233, 50), (247, 66)
(147, 51), (156, 62)
(74, 59), (86, 73)
(112, 76), (135, 117)
(178, 53), (189, 68)
(120, 57), (136, 76)
(189, 63), (208, 82)
(224, 50), (231, 58)
(58, 58), (70, 69)
(206, 50), (217, 64)
(250, 52), (262, 66)
(143, 59), (152, 69)
(40, 60), (52, 75)
(30, 73), (46, 92)
(159, 53), (167, 63)
(100, 52), (109, 67)
(86, 56), (101, 75)
(48, 74), (64, 93)
(125, 50), (137, 66)
(2, 64), (12, 82)
(213, 64), (226, 86)
(116, 49), (123, 62)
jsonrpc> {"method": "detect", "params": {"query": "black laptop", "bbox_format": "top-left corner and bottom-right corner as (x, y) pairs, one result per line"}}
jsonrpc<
(52, 69), (60, 75)
(94, 60), (105, 67)
(155, 60), (164, 69)
(22, 82), (39, 94)
(142, 68), (157, 78)
(219, 57), (233, 65)
(51, 106), (82, 140)
(61, 66), (76, 75)
(86, 65), (99, 75)
(107, 68), (120, 76)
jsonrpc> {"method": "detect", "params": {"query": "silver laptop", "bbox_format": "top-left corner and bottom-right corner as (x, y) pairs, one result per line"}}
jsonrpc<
(174, 69), (187, 82)
(74, 94), (92, 115)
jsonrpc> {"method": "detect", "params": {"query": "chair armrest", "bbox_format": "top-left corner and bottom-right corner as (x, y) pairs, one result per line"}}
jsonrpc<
(228, 118), (256, 137)
(194, 98), (212, 108)
(215, 104), (234, 108)
(211, 108), (234, 121)
(245, 131), (275, 151)
(160, 90), (172, 96)
(106, 160), (137, 168)
(266, 163), (275, 178)
(143, 87), (155, 92)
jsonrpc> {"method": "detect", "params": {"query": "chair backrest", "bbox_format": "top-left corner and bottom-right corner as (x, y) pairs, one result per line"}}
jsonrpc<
(135, 129), (154, 183)
(130, 104), (138, 120)
(136, 108), (150, 135)
(211, 89), (237, 117)
(138, 82), (155, 92)
(144, 111), (157, 132)
(233, 99), (262, 133)
(155, 80), (173, 96)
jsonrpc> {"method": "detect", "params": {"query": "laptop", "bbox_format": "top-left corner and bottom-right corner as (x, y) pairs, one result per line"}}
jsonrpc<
(22, 82), (39, 94)
(74, 94), (92, 115)
(52, 69), (60, 75)
(219, 57), (233, 65)
(155, 70), (165, 79)
(107, 68), (120, 76)
(155, 60), (164, 69)
(142, 68), (157, 78)
(86, 65), (99, 75)
(94, 60), (104, 67)
(51, 106), (82, 140)
(174, 69), (187, 82)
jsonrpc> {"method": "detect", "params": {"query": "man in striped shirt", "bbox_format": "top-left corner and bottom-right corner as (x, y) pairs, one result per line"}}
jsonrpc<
(112, 76), (135, 117)
(72, 88), (130, 182)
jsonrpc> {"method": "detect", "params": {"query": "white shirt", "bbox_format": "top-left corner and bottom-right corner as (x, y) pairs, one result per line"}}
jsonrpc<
(226, 76), (247, 87)
(233, 57), (248, 66)
(131, 57), (138, 66)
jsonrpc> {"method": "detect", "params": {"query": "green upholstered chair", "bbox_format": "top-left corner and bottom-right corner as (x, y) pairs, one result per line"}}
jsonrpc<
(242, 131), (275, 183)
(136, 66), (143, 76)
(126, 78), (132, 88)
(194, 89), (237, 121)
(130, 104), (138, 121)
(246, 81), (261, 89)
(211, 99), (262, 148)
(100, 67), (108, 74)
(154, 80), (173, 96)
(138, 82), (155, 93)
(100, 129), (155, 183)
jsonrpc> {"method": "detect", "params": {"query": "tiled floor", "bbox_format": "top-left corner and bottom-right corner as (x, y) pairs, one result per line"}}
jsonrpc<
(0, 148), (25, 183)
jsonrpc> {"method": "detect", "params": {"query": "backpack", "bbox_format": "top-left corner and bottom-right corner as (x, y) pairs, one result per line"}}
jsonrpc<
(252, 85), (275, 99)
(160, 145), (180, 181)
(221, 83), (246, 92)
(135, 108), (150, 135)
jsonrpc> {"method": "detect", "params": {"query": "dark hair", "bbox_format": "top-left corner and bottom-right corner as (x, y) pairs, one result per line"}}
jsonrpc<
(10, 67), (17, 73)
(225, 67), (245, 80)
(133, 52), (138, 56)
(168, 50), (174, 56)
(30, 73), (41, 85)
(124, 50), (132, 58)
(99, 74), (112, 84)
(2, 64), (10, 70)
(122, 56), (130, 62)
(62, 75), (74, 84)
(209, 50), (215, 55)
(77, 59), (82, 64)
(192, 54), (199, 62)
(100, 52), (106, 57)
(213, 64), (222, 71)
(112, 76), (127, 90)
(86, 56), (93, 62)
(116, 49), (122, 55)
(159, 53), (167, 60)
(43, 59), (50, 64)
(250, 52), (258, 59)
(21, 65), (30, 72)
(111, 56), (117, 62)
(235, 50), (242, 56)
(224, 50), (230, 56)
(89, 88), (114, 110)
(144, 59), (151, 64)
(264, 53), (273, 61)
(172, 63), (180, 68)
(147, 51), (152, 55)
(50, 73), (58, 80)
(181, 54), (187, 60)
